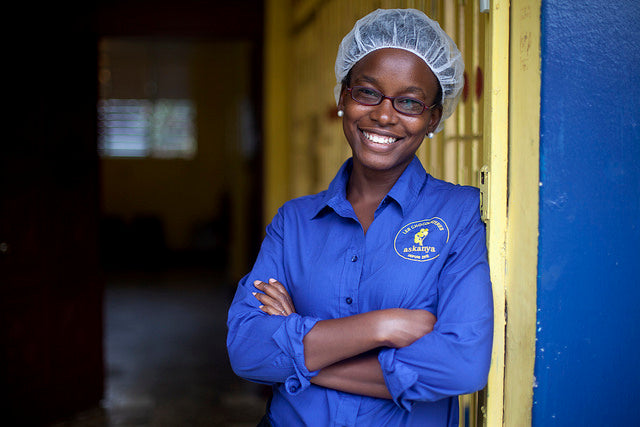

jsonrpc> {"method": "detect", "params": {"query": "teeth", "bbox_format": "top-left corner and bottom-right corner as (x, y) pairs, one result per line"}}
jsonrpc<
(363, 131), (398, 144)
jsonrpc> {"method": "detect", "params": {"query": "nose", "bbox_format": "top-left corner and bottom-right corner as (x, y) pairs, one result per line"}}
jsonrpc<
(369, 97), (399, 125)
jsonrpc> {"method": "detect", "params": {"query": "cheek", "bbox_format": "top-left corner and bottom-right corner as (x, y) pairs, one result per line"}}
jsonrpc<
(342, 107), (365, 134)
(405, 118), (431, 137)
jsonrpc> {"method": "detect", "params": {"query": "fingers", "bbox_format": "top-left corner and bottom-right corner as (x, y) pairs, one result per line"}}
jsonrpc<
(253, 290), (288, 315)
(252, 278), (295, 316)
(259, 302), (289, 316)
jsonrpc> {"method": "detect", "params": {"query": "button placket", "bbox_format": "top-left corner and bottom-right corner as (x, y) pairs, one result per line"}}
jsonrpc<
(343, 239), (362, 313)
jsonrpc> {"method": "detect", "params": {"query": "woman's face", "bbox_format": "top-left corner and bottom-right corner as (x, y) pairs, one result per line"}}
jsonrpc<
(339, 48), (442, 175)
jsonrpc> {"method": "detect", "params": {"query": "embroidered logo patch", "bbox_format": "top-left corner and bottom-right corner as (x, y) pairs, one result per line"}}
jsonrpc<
(394, 218), (450, 262)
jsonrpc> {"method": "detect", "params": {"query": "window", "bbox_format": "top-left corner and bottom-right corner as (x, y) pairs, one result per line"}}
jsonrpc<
(98, 98), (196, 158)
(98, 38), (197, 159)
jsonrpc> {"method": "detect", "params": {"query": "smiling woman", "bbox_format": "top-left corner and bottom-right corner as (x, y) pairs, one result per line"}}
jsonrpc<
(338, 48), (442, 194)
(227, 9), (493, 427)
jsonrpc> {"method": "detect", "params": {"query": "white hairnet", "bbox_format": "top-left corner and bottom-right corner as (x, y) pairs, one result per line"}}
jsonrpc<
(335, 9), (464, 133)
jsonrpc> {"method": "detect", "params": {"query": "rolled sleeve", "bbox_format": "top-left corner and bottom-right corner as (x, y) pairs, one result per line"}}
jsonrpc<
(272, 314), (320, 394)
(227, 277), (322, 386)
(378, 315), (493, 410)
(227, 205), (322, 389)
(378, 348), (419, 411)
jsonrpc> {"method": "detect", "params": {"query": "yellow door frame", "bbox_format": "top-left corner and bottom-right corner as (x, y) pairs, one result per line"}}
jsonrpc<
(480, 0), (509, 423)
(504, 0), (540, 425)
(482, 0), (540, 425)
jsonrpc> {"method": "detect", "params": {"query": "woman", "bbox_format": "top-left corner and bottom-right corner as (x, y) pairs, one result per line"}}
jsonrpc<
(227, 9), (493, 426)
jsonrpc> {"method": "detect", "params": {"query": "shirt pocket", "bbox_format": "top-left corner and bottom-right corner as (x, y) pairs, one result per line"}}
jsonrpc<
(362, 255), (439, 312)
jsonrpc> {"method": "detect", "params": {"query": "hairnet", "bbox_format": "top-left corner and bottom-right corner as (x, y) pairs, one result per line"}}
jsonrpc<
(335, 8), (464, 133)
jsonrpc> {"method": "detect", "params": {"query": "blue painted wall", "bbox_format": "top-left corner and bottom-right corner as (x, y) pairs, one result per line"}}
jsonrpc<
(535, 1), (640, 425)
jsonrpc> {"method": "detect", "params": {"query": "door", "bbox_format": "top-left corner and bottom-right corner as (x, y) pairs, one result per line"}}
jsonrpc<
(1, 7), (104, 424)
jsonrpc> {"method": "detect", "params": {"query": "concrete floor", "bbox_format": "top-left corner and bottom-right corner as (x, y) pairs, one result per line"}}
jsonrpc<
(51, 269), (269, 427)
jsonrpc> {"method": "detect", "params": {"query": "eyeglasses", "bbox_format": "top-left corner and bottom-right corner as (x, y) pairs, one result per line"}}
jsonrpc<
(346, 86), (435, 116)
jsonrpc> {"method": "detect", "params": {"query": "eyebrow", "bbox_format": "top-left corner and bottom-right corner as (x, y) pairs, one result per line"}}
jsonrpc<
(355, 75), (428, 99)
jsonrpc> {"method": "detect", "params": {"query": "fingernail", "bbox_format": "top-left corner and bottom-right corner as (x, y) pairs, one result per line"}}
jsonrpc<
(252, 292), (257, 296)
(269, 278), (277, 283)
(254, 280), (262, 286)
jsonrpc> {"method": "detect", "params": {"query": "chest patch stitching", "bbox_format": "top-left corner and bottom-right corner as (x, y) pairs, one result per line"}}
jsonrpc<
(393, 217), (450, 262)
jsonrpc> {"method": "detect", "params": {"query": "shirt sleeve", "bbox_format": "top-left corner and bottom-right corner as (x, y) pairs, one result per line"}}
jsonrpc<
(378, 192), (494, 411)
(226, 206), (321, 395)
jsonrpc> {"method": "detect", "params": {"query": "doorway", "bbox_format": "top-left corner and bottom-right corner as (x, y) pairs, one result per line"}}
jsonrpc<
(94, 36), (267, 425)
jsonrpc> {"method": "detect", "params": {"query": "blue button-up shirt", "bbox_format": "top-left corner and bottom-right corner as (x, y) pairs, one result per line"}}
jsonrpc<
(227, 157), (493, 426)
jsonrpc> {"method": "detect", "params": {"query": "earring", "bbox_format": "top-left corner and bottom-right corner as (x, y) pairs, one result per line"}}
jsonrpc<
(337, 110), (344, 117)
(427, 132), (434, 139)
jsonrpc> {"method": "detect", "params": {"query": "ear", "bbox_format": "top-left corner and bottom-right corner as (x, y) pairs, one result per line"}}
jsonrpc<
(337, 84), (348, 111)
(427, 105), (443, 134)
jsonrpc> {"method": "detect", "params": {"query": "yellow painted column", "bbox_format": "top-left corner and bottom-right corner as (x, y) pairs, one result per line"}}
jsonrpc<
(504, 0), (540, 425)
(263, 0), (292, 226)
(481, 0), (510, 425)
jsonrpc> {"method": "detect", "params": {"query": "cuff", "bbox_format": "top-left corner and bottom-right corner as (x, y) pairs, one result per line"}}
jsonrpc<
(379, 348), (419, 411)
(272, 313), (320, 395)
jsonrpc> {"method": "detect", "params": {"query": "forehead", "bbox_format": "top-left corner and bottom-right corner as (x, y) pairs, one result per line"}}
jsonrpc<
(349, 48), (439, 95)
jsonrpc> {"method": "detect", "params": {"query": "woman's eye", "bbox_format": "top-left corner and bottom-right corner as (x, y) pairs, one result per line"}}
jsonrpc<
(357, 88), (379, 98)
(396, 97), (424, 112)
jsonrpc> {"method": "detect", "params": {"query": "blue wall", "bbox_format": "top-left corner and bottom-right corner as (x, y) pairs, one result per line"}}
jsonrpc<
(535, 1), (640, 425)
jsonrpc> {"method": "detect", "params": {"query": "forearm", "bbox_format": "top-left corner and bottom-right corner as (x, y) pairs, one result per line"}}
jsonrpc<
(303, 311), (384, 371)
(303, 308), (436, 371)
(311, 352), (391, 399)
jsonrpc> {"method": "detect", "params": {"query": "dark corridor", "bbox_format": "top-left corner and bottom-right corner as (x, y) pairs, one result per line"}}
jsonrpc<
(2, 1), (267, 425)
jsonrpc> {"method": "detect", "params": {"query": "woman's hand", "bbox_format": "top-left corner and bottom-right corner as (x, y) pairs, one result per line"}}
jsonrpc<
(375, 308), (437, 348)
(253, 278), (297, 316)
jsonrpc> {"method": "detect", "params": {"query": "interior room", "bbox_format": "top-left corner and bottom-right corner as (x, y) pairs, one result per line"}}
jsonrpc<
(3, 1), (270, 425)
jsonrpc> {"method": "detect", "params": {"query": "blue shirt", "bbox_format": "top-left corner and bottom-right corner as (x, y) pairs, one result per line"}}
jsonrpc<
(227, 157), (493, 426)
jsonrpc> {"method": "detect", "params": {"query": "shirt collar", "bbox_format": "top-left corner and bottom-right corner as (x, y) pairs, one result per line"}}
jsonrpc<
(386, 156), (428, 216)
(312, 156), (428, 219)
(312, 158), (354, 219)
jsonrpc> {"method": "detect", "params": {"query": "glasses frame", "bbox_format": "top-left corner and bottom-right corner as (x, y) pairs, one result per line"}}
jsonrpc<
(346, 86), (436, 116)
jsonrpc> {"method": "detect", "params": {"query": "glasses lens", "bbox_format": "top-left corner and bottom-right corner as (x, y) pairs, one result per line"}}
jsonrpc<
(394, 97), (425, 115)
(352, 87), (382, 105)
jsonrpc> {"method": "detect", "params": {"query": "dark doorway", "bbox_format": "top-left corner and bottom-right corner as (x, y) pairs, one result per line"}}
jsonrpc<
(93, 1), (267, 425)
(2, 1), (266, 425)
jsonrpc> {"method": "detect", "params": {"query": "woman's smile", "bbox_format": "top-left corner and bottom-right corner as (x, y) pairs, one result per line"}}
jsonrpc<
(361, 129), (400, 145)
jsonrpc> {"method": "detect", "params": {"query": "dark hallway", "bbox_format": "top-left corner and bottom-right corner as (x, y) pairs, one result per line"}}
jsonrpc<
(51, 269), (269, 426)
(2, 1), (267, 425)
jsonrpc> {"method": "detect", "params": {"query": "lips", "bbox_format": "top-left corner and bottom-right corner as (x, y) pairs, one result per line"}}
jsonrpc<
(362, 130), (399, 145)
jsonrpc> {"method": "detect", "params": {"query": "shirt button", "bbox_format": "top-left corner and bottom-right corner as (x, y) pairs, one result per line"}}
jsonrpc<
(345, 297), (353, 305)
(351, 255), (358, 262)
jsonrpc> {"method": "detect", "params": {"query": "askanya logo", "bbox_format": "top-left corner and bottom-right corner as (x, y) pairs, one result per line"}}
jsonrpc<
(394, 217), (450, 262)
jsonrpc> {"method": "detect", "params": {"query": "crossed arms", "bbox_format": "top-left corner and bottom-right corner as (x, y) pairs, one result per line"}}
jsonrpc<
(253, 278), (436, 399)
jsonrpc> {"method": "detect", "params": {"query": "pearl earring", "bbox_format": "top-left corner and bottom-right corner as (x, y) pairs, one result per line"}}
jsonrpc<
(427, 132), (434, 139)
(337, 110), (344, 117)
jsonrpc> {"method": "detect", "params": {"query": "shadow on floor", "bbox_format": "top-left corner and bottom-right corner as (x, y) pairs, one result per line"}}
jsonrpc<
(51, 269), (269, 427)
